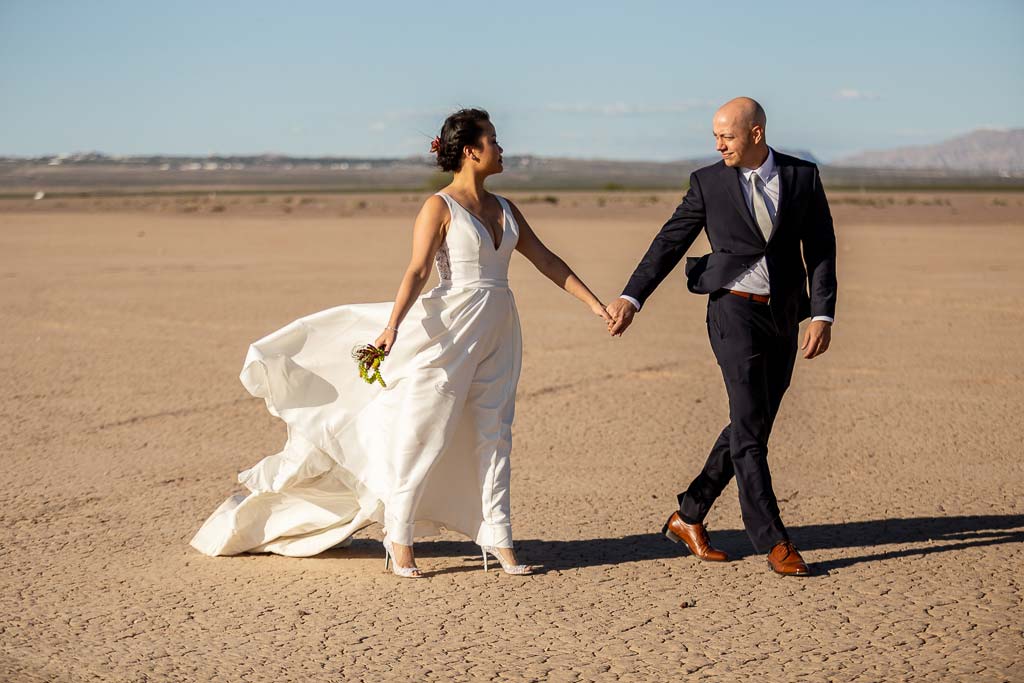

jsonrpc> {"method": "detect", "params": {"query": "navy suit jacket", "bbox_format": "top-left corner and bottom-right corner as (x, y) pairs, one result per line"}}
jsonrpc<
(621, 150), (838, 330)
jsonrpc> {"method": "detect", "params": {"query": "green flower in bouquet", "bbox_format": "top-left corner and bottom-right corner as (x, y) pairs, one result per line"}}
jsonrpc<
(352, 344), (387, 388)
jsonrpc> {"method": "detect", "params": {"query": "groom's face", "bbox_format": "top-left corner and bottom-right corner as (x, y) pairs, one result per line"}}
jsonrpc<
(713, 115), (763, 168)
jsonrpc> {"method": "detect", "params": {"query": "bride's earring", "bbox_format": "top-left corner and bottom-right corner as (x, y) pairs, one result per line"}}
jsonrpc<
(471, 154), (480, 162)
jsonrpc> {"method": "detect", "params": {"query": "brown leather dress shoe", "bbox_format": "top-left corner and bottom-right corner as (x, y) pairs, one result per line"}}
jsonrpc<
(661, 512), (730, 562)
(767, 541), (811, 576)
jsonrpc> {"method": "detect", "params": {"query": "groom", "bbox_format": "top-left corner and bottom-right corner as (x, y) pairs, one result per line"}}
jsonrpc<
(606, 97), (837, 576)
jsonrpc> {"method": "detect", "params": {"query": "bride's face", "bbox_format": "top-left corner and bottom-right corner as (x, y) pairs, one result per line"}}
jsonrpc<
(467, 121), (504, 175)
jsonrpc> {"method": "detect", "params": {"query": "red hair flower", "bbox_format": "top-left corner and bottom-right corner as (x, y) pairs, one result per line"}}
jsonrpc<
(429, 136), (441, 154)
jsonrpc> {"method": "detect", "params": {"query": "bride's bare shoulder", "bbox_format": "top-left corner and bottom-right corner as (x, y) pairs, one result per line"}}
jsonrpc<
(500, 196), (529, 226)
(411, 193), (452, 236)
(419, 193), (450, 217)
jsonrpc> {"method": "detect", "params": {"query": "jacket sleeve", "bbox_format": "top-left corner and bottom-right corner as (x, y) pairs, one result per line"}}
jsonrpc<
(621, 172), (706, 308)
(802, 165), (838, 319)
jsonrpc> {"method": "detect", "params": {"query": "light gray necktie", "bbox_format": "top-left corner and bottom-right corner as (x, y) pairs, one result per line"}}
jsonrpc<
(749, 173), (773, 242)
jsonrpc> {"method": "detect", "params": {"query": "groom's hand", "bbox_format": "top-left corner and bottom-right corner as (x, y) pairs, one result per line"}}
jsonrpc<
(801, 320), (832, 359)
(606, 298), (636, 336)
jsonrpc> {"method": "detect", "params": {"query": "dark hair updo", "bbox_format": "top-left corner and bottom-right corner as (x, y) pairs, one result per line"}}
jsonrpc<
(434, 108), (490, 172)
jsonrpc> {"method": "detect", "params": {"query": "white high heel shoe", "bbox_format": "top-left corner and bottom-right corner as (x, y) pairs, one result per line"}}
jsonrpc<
(382, 537), (424, 578)
(481, 545), (535, 575)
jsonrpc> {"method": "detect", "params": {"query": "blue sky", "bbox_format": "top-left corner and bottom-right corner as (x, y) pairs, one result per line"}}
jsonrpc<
(1, 1), (1022, 161)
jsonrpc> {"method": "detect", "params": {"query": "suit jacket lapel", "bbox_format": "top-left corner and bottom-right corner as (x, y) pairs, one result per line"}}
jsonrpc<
(769, 159), (794, 243)
(719, 163), (765, 243)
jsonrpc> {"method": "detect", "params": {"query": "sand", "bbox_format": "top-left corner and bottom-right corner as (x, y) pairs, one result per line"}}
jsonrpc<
(1, 191), (1022, 681)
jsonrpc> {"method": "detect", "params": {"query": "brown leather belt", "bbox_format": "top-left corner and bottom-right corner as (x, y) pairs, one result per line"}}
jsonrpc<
(727, 289), (770, 304)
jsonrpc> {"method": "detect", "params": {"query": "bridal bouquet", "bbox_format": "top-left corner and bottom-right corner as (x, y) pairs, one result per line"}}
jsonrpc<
(352, 344), (387, 388)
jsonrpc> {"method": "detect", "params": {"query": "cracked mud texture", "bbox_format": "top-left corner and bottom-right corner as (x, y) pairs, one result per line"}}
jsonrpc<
(1, 191), (1022, 681)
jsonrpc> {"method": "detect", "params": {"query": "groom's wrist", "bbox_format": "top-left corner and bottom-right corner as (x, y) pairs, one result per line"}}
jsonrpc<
(619, 295), (641, 312)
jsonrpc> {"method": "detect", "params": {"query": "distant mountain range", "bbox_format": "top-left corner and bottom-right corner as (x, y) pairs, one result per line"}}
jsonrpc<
(682, 150), (820, 167)
(835, 129), (1024, 174)
(4, 132), (1020, 175)
(2, 132), (1023, 196)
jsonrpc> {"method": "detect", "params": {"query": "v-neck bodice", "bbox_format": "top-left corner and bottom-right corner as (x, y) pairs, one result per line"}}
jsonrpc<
(434, 192), (519, 288)
(442, 193), (506, 250)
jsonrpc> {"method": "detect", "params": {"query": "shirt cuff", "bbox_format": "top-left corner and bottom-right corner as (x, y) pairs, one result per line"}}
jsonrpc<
(811, 315), (834, 324)
(619, 295), (641, 312)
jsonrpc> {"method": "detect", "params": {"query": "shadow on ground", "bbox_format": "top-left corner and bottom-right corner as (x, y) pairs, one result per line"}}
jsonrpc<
(302, 514), (1024, 576)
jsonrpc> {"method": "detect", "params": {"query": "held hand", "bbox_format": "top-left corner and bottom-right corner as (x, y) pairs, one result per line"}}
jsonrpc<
(374, 328), (397, 355)
(801, 320), (832, 359)
(590, 300), (614, 326)
(605, 298), (636, 336)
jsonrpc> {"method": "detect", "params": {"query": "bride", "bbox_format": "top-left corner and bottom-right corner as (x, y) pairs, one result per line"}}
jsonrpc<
(190, 108), (611, 577)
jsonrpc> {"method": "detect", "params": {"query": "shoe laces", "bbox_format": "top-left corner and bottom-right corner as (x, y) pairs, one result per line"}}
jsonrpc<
(774, 541), (797, 558)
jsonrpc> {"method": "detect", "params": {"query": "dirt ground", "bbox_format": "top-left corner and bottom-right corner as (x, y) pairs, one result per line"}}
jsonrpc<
(1, 191), (1022, 681)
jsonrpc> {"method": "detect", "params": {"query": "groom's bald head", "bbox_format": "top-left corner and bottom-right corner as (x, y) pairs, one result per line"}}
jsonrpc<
(716, 97), (766, 129)
(713, 97), (769, 168)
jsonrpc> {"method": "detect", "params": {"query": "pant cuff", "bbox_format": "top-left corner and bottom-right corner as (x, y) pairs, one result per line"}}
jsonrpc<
(474, 522), (512, 548)
(383, 520), (416, 546)
(677, 492), (704, 525)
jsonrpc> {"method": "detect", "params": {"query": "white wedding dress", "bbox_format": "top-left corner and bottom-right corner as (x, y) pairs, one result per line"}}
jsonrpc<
(190, 192), (523, 556)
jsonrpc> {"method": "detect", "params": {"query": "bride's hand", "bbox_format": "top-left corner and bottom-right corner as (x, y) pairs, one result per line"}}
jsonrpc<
(591, 301), (614, 325)
(374, 329), (397, 355)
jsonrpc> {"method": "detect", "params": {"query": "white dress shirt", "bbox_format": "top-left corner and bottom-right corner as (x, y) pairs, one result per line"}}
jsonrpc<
(620, 148), (834, 324)
(724, 148), (778, 296)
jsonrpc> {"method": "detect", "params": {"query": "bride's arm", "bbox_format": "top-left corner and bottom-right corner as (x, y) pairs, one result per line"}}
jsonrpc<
(374, 195), (449, 354)
(508, 200), (612, 325)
